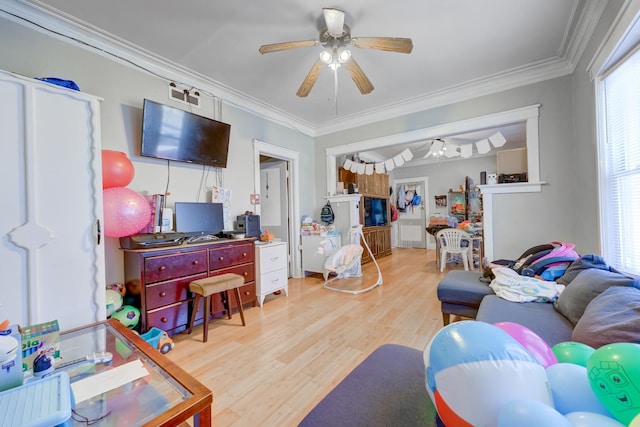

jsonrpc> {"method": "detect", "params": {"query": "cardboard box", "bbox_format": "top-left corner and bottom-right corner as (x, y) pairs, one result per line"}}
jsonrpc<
(0, 324), (23, 392)
(21, 320), (60, 373)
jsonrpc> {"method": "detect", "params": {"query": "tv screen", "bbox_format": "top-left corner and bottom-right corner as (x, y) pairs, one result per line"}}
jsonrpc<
(141, 99), (231, 168)
(363, 197), (389, 226)
(174, 202), (224, 236)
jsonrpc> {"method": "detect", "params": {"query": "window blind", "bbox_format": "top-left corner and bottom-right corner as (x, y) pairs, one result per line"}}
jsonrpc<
(602, 48), (640, 273)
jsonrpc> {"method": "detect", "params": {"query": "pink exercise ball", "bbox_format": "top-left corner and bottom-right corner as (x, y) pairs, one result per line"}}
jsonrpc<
(103, 187), (151, 237)
(102, 150), (135, 189)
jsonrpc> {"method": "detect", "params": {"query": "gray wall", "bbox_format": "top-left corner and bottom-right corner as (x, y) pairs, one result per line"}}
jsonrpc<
(0, 18), (315, 285)
(1, 0), (623, 274)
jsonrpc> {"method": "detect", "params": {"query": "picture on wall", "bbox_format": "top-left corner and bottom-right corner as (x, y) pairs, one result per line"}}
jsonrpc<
(435, 195), (447, 207)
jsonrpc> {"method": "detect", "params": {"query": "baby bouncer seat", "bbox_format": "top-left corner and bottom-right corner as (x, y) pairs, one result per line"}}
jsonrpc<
(322, 225), (383, 294)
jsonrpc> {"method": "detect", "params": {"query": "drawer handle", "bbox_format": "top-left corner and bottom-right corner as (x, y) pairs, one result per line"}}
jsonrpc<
(271, 278), (280, 283)
(243, 252), (247, 257)
(159, 291), (166, 297)
(219, 256), (224, 261)
(270, 257), (279, 261)
(192, 260), (199, 265)
(244, 291), (250, 296)
(159, 266), (166, 271)
(243, 272), (248, 276)
(161, 317), (168, 323)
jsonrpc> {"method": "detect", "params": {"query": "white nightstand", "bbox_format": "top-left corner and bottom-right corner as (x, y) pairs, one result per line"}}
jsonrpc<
(255, 241), (288, 306)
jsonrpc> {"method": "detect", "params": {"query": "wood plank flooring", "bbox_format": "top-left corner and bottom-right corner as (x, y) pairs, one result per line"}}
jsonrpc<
(168, 247), (464, 426)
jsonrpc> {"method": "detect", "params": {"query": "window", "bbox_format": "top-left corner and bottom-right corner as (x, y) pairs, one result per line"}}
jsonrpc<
(599, 47), (640, 275)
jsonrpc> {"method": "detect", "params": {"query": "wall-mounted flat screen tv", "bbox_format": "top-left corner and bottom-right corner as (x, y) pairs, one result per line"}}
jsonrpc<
(174, 202), (224, 237)
(141, 99), (231, 168)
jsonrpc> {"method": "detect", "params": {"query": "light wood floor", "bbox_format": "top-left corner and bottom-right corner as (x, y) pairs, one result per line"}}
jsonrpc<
(168, 247), (463, 426)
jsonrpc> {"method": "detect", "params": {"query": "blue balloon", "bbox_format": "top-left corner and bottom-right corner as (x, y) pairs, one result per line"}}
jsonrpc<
(497, 399), (571, 427)
(565, 411), (625, 426)
(547, 363), (611, 416)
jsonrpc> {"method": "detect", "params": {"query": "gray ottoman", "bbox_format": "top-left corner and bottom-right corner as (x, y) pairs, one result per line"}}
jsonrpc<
(437, 270), (493, 325)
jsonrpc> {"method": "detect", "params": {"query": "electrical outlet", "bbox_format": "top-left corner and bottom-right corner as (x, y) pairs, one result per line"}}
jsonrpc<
(250, 193), (260, 205)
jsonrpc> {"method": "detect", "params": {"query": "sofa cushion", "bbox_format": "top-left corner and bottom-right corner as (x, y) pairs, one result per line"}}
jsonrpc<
(477, 295), (573, 346)
(553, 268), (640, 325)
(572, 286), (640, 348)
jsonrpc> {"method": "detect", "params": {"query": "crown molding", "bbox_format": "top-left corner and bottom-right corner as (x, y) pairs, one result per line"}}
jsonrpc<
(1, 0), (606, 138)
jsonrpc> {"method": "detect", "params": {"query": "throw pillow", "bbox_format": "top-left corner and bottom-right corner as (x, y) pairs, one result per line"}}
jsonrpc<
(556, 254), (617, 285)
(572, 286), (640, 348)
(553, 268), (640, 325)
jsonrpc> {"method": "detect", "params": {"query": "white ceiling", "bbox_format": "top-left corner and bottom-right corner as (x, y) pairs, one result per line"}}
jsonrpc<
(5, 0), (605, 140)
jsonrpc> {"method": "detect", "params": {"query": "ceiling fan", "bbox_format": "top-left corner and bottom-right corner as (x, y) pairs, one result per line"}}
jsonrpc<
(258, 8), (413, 97)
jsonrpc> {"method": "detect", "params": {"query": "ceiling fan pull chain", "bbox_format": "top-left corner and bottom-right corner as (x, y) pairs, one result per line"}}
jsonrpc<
(334, 68), (339, 115)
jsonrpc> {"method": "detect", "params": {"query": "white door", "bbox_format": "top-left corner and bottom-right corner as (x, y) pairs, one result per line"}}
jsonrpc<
(393, 177), (429, 249)
(0, 71), (105, 330)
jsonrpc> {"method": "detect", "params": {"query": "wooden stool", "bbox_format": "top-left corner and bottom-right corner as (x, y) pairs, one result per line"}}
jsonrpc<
(187, 273), (246, 342)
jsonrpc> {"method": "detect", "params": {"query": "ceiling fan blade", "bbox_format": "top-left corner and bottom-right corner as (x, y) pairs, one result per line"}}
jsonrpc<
(351, 37), (413, 54)
(323, 8), (345, 36)
(296, 59), (324, 97)
(259, 40), (318, 54)
(344, 58), (374, 95)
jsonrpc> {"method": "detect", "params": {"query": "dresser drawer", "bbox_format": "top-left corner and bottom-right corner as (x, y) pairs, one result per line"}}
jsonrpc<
(147, 300), (190, 331)
(209, 244), (254, 270)
(258, 243), (287, 274)
(145, 273), (207, 310)
(259, 268), (288, 295)
(223, 283), (256, 309)
(213, 263), (255, 284)
(145, 251), (208, 283)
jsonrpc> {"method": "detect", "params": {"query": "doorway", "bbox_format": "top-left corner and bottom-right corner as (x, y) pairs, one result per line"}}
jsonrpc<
(393, 177), (429, 249)
(253, 139), (302, 277)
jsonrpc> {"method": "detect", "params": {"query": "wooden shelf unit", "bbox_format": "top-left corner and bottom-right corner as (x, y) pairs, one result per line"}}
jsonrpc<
(338, 167), (392, 263)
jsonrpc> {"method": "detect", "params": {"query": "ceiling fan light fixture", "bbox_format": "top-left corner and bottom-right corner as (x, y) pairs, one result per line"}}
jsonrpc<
(319, 49), (333, 64)
(337, 47), (351, 63)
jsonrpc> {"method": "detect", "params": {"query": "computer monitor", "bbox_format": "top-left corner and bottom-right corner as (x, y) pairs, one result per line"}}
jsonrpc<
(174, 202), (224, 237)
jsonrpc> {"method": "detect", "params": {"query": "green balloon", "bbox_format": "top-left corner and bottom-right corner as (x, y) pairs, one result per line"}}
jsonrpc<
(552, 341), (595, 367)
(587, 343), (640, 425)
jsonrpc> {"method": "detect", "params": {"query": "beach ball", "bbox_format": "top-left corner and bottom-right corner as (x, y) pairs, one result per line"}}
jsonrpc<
(424, 320), (552, 427)
(102, 150), (134, 188)
(587, 343), (640, 425)
(552, 341), (595, 367)
(103, 187), (151, 237)
(494, 321), (557, 367)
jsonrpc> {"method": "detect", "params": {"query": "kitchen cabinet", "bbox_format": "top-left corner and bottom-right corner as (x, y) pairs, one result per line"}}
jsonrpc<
(0, 70), (106, 330)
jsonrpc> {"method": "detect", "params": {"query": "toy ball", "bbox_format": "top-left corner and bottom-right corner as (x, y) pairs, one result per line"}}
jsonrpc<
(497, 399), (571, 427)
(111, 305), (140, 329)
(587, 343), (640, 425)
(103, 187), (151, 237)
(424, 320), (552, 427)
(565, 411), (625, 426)
(105, 289), (124, 317)
(102, 150), (135, 189)
(546, 363), (611, 416)
(494, 321), (558, 367)
(552, 341), (595, 367)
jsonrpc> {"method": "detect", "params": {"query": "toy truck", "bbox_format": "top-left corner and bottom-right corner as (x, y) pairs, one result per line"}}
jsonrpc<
(140, 327), (174, 354)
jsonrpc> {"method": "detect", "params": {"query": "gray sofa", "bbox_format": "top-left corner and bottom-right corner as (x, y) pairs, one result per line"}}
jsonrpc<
(451, 254), (640, 347)
(299, 256), (640, 426)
